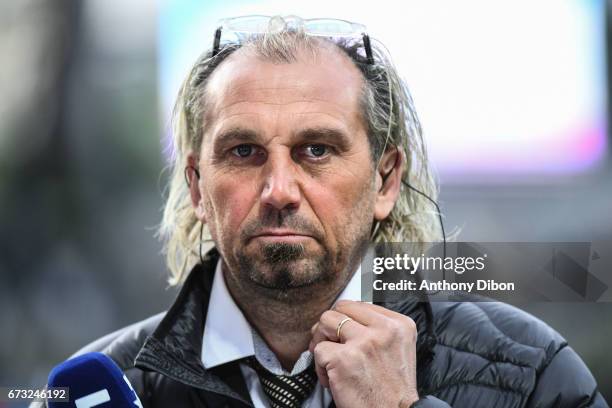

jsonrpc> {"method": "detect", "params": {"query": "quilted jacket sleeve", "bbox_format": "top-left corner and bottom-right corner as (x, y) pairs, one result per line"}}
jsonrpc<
(526, 345), (608, 408)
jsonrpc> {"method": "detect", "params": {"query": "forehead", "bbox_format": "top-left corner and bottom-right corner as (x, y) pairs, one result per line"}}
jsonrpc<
(203, 44), (366, 125)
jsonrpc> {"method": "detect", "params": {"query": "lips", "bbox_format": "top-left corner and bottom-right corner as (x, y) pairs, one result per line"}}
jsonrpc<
(250, 230), (315, 242)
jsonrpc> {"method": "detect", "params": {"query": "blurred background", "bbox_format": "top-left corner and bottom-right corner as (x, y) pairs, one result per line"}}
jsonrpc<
(1, 0), (610, 405)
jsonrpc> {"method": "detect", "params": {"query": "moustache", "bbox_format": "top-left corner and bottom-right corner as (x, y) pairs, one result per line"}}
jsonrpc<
(240, 215), (323, 243)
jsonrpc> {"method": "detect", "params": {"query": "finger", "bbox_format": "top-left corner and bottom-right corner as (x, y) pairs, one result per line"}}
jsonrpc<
(335, 300), (408, 327)
(360, 301), (410, 319)
(337, 301), (419, 345)
(313, 310), (365, 348)
(312, 341), (343, 388)
(327, 311), (364, 343)
(309, 311), (344, 352)
(315, 362), (329, 388)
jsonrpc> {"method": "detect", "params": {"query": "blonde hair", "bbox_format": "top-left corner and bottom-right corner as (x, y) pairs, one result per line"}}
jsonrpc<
(159, 29), (441, 285)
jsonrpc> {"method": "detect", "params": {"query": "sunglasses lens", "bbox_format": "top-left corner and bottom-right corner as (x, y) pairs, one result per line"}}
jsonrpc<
(216, 15), (373, 63)
(224, 16), (270, 33)
(306, 20), (352, 36)
(223, 16), (365, 37)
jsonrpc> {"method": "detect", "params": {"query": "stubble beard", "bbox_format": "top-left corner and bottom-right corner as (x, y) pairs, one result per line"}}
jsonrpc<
(225, 179), (377, 306)
(231, 217), (373, 305)
(235, 241), (337, 304)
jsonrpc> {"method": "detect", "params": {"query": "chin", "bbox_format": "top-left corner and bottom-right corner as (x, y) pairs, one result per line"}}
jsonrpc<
(252, 258), (328, 289)
(236, 245), (334, 296)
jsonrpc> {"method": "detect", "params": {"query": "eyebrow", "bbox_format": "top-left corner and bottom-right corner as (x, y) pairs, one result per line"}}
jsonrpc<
(295, 127), (352, 151)
(212, 126), (353, 151)
(212, 127), (260, 152)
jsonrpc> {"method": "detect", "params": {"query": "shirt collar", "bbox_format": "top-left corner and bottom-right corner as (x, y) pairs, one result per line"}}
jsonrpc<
(201, 260), (362, 370)
(201, 260), (255, 369)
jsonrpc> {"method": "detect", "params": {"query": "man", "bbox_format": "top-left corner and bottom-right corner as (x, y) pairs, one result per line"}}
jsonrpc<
(48, 16), (607, 407)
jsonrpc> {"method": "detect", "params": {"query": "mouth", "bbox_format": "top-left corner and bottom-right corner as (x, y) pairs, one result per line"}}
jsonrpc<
(250, 230), (315, 244)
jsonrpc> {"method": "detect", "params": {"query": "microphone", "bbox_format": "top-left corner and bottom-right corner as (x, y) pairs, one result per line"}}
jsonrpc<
(47, 352), (143, 408)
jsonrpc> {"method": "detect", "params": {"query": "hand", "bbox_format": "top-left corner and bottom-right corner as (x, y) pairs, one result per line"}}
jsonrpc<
(309, 300), (420, 408)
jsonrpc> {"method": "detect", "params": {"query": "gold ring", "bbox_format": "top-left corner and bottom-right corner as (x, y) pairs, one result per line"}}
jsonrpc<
(336, 317), (353, 341)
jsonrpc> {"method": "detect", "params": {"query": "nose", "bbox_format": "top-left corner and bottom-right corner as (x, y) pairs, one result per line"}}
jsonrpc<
(260, 153), (301, 212)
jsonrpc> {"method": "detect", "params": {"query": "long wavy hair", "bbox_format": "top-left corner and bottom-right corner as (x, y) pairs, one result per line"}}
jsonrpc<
(158, 29), (441, 285)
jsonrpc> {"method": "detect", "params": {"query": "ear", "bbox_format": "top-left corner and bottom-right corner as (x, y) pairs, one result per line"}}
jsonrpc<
(186, 153), (206, 222)
(374, 147), (405, 221)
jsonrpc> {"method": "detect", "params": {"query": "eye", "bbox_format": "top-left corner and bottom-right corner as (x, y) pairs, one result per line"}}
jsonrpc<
(231, 144), (254, 158)
(304, 144), (328, 158)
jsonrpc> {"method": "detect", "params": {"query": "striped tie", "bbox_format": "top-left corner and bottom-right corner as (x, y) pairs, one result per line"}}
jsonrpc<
(246, 357), (317, 408)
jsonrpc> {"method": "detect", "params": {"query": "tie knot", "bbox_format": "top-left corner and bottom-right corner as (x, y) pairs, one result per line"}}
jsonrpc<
(246, 357), (317, 408)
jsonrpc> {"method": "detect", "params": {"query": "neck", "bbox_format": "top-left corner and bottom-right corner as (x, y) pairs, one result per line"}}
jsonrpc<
(223, 264), (352, 371)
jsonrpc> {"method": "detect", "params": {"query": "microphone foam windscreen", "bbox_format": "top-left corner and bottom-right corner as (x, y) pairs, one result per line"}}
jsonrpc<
(47, 352), (141, 408)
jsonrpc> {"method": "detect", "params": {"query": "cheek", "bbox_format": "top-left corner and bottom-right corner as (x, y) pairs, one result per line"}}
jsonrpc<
(203, 173), (259, 239)
(306, 170), (375, 243)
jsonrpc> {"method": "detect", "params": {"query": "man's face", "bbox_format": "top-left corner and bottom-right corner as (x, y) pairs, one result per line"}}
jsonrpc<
(190, 46), (382, 301)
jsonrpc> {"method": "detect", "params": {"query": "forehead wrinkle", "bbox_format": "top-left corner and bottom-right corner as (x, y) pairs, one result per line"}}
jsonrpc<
(218, 85), (359, 112)
(203, 43), (367, 141)
(216, 98), (355, 117)
(214, 109), (353, 137)
(210, 99), (366, 149)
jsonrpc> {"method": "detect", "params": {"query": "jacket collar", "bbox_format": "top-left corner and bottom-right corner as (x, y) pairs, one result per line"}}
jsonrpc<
(135, 248), (252, 405)
(134, 248), (437, 403)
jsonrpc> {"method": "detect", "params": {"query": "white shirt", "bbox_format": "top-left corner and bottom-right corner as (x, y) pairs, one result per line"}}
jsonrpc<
(201, 260), (362, 408)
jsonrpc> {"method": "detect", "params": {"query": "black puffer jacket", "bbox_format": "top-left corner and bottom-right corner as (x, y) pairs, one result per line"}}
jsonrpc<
(49, 249), (608, 407)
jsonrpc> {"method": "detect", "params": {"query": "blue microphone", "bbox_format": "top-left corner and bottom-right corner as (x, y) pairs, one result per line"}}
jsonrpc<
(47, 352), (143, 408)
